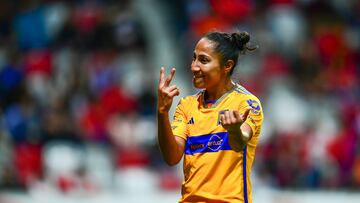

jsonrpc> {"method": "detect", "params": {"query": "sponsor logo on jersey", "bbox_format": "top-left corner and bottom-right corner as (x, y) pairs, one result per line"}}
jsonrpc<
(207, 134), (224, 151)
(190, 143), (204, 150)
(172, 113), (183, 123)
(247, 116), (256, 126)
(185, 132), (231, 155)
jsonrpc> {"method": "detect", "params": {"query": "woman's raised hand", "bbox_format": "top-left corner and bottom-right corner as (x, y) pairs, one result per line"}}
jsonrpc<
(158, 67), (180, 114)
(219, 108), (251, 134)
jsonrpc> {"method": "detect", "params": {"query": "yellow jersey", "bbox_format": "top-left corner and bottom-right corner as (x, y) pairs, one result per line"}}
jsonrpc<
(171, 83), (264, 203)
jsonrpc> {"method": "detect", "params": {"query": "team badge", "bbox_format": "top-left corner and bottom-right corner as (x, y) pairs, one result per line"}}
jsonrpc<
(247, 99), (261, 115)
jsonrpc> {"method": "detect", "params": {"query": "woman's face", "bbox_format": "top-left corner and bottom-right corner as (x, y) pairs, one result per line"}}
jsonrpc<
(191, 38), (226, 90)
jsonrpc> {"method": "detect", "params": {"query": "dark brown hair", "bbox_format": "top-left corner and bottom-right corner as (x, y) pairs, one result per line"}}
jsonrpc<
(204, 31), (257, 75)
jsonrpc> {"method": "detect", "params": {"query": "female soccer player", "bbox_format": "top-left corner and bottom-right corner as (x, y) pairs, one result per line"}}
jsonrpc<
(157, 30), (263, 203)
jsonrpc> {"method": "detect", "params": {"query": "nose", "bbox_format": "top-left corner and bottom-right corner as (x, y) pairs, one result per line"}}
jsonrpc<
(191, 61), (200, 73)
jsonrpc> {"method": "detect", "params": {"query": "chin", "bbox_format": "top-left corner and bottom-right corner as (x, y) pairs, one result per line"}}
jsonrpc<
(193, 83), (205, 89)
(193, 78), (205, 89)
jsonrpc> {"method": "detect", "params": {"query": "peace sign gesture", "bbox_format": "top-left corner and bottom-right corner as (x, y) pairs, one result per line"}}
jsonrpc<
(158, 67), (180, 114)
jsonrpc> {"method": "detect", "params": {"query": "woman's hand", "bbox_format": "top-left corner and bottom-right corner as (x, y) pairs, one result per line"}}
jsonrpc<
(220, 108), (251, 135)
(158, 67), (180, 114)
(220, 108), (252, 151)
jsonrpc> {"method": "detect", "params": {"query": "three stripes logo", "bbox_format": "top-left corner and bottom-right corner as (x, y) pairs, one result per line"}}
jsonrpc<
(187, 117), (195, 124)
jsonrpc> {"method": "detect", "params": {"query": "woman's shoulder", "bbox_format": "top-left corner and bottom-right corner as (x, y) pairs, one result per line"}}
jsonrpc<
(178, 90), (203, 105)
(232, 84), (263, 116)
(233, 84), (262, 102)
(234, 83), (252, 95)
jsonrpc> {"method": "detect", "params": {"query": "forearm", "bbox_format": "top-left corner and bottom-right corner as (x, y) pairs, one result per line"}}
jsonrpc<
(227, 124), (252, 151)
(157, 112), (183, 166)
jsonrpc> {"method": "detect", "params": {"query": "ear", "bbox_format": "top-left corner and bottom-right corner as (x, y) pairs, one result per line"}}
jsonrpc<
(223, 60), (235, 74)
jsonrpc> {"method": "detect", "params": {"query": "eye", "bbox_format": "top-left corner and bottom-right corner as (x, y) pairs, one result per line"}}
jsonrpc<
(199, 57), (209, 64)
(192, 53), (196, 61)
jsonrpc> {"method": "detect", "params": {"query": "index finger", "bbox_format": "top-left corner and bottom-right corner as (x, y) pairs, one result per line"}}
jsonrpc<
(242, 108), (251, 121)
(233, 110), (241, 120)
(164, 68), (176, 86)
(159, 67), (165, 85)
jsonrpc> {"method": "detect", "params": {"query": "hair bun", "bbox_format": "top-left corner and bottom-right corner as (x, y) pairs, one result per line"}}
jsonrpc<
(231, 31), (257, 53)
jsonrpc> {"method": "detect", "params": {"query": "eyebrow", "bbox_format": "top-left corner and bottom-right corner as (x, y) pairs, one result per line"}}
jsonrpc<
(193, 52), (211, 58)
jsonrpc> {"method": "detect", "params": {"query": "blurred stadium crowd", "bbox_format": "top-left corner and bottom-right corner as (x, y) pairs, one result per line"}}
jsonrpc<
(0, 0), (359, 196)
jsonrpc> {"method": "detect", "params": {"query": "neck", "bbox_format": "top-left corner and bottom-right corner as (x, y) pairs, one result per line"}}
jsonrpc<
(205, 79), (235, 101)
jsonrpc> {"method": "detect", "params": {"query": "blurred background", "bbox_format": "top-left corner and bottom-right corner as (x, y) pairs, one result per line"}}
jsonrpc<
(0, 0), (359, 202)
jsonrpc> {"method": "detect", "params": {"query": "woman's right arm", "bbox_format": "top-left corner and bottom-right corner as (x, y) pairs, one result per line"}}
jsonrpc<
(158, 112), (186, 166)
(157, 67), (185, 166)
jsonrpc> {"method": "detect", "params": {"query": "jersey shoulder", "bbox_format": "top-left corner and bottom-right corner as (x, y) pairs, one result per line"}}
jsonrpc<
(175, 90), (202, 113)
(180, 90), (203, 104)
(233, 84), (260, 101)
(233, 84), (263, 114)
(234, 84), (253, 95)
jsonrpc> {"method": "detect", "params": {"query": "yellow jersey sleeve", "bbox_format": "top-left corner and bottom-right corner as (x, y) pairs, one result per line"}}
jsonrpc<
(239, 95), (264, 140)
(171, 98), (188, 140)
